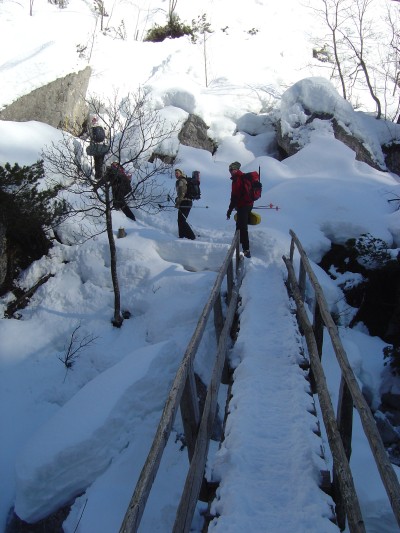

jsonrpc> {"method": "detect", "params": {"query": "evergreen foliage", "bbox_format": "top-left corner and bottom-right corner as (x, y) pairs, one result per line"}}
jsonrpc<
(346, 233), (393, 269)
(0, 161), (69, 290)
(383, 344), (400, 376)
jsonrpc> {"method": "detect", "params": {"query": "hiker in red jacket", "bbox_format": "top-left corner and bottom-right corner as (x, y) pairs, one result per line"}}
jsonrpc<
(226, 161), (253, 258)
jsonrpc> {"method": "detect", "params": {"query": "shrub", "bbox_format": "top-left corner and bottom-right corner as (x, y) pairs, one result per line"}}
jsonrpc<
(0, 161), (69, 293)
(383, 344), (400, 376)
(346, 233), (393, 269)
(144, 15), (193, 42)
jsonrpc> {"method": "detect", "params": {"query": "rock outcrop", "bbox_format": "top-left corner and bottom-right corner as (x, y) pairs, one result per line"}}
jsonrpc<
(0, 67), (91, 135)
(178, 114), (217, 154)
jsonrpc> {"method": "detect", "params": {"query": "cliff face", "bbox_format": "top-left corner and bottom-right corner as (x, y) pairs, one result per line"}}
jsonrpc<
(0, 66), (91, 135)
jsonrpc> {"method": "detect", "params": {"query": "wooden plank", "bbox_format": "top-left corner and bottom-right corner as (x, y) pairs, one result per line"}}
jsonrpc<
(173, 265), (244, 533)
(288, 229), (400, 528)
(284, 255), (365, 532)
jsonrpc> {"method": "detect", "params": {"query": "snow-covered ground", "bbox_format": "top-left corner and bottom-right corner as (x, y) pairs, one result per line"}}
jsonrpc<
(1, 0), (400, 532)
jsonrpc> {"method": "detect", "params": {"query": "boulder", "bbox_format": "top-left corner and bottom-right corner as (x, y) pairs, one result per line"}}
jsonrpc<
(178, 114), (217, 154)
(0, 67), (91, 136)
(276, 77), (385, 171)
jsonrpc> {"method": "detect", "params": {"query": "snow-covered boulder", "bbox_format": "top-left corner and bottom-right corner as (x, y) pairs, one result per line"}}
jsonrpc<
(14, 340), (178, 523)
(277, 77), (398, 171)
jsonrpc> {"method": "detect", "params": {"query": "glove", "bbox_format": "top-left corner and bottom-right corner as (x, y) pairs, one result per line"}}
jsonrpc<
(226, 210), (231, 220)
(175, 199), (180, 209)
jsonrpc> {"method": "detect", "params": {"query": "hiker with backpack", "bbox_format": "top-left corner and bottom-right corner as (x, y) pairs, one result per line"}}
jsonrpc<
(226, 161), (254, 258)
(174, 168), (196, 240)
(95, 161), (136, 221)
(90, 117), (106, 144)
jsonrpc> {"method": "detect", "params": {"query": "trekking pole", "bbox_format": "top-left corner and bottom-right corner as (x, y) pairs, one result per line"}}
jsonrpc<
(253, 203), (280, 210)
(165, 196), (200, 237)
(165, 195), (209, 208)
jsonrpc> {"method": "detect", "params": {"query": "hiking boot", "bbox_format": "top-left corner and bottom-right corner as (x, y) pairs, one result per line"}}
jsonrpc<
(243, 250), (251, 258)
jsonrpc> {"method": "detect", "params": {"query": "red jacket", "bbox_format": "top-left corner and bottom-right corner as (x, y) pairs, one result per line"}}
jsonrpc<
(228, 170), (253, 211)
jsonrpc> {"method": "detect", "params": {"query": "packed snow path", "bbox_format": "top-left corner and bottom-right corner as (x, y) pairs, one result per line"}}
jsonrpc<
(204, 259), (338, 533)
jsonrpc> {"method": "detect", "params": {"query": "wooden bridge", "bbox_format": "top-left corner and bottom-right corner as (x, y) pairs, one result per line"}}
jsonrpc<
(118, 230), (400, 533)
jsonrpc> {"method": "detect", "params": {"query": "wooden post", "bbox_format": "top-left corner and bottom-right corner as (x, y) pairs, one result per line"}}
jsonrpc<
(337, 376), (354, 460)
(119, 232), (242, 533)
(299, 260), (306, 301)
(283, 255), (365, 533)
(234, 230), (241, 272)
(313, 301), (324, 359)
(213, 291), (224, 342)
(180, 364), (200, 461)
(226, 261), (233, 305)
(333, 376), (354, 529)
(310, 301), (324, 393)
(287, 229), (400, 529)
(173, 276), (242, 533)
(289, 236), (295, 263)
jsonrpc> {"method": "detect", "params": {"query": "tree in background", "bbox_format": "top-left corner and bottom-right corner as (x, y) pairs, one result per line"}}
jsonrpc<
(191, 14), (213, 87)
(44, 90), (177, 327)
(312, 0), (399, 119)
(0, 161), (69, 295)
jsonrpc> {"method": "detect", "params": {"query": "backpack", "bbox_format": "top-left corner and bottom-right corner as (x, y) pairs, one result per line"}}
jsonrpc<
(92, 125), (106, 143)
(243, 171), (262, 202)
(107, 163), (132, 198)
(185, 170), (201, 200)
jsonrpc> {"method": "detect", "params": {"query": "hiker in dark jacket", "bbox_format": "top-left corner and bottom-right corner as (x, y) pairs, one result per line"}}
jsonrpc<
(226, 161), (253, 258)
(175, 168), (196, 240)
(95, 162), (136, 221)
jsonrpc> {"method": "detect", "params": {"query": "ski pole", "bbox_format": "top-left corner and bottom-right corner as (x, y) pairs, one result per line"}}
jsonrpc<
(253, 204), (280, 210)
(166, 195), (208, 208)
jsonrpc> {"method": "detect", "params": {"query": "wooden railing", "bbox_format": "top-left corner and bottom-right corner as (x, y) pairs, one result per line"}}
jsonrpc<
(283, 229), (400, 532)
(119, 231), (243, 533)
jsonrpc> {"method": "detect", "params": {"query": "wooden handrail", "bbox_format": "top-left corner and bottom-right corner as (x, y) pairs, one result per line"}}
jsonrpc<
(119, 232), (242, 533)
(173, 263), (244, 532)
(285, 229), (400, 530)
(283, 256), (365, 532)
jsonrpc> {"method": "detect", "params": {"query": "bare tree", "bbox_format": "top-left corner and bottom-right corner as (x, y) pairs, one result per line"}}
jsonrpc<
(340, 0), (382, 118)
(311, 0), (385, 118)
(383, 1), (400, 120)
(318, 0), (350, 99)
(58, 322), (98, 370)
(93, 0), (108, 31)
(44, 90), (177, 327)
(192, 14), (213, 87)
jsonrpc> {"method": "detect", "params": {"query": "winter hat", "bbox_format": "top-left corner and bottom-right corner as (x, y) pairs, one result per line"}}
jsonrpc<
(229, 161), (241, 171)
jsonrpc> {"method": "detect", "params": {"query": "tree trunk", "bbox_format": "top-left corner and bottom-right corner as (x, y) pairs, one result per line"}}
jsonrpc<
(93, 154), (123, 328)
(105, 183), (123, 327)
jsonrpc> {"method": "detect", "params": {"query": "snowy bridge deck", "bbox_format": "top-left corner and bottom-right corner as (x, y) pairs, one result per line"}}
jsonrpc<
(118, 232), (341, 533)
(119, 230), (400, 533)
